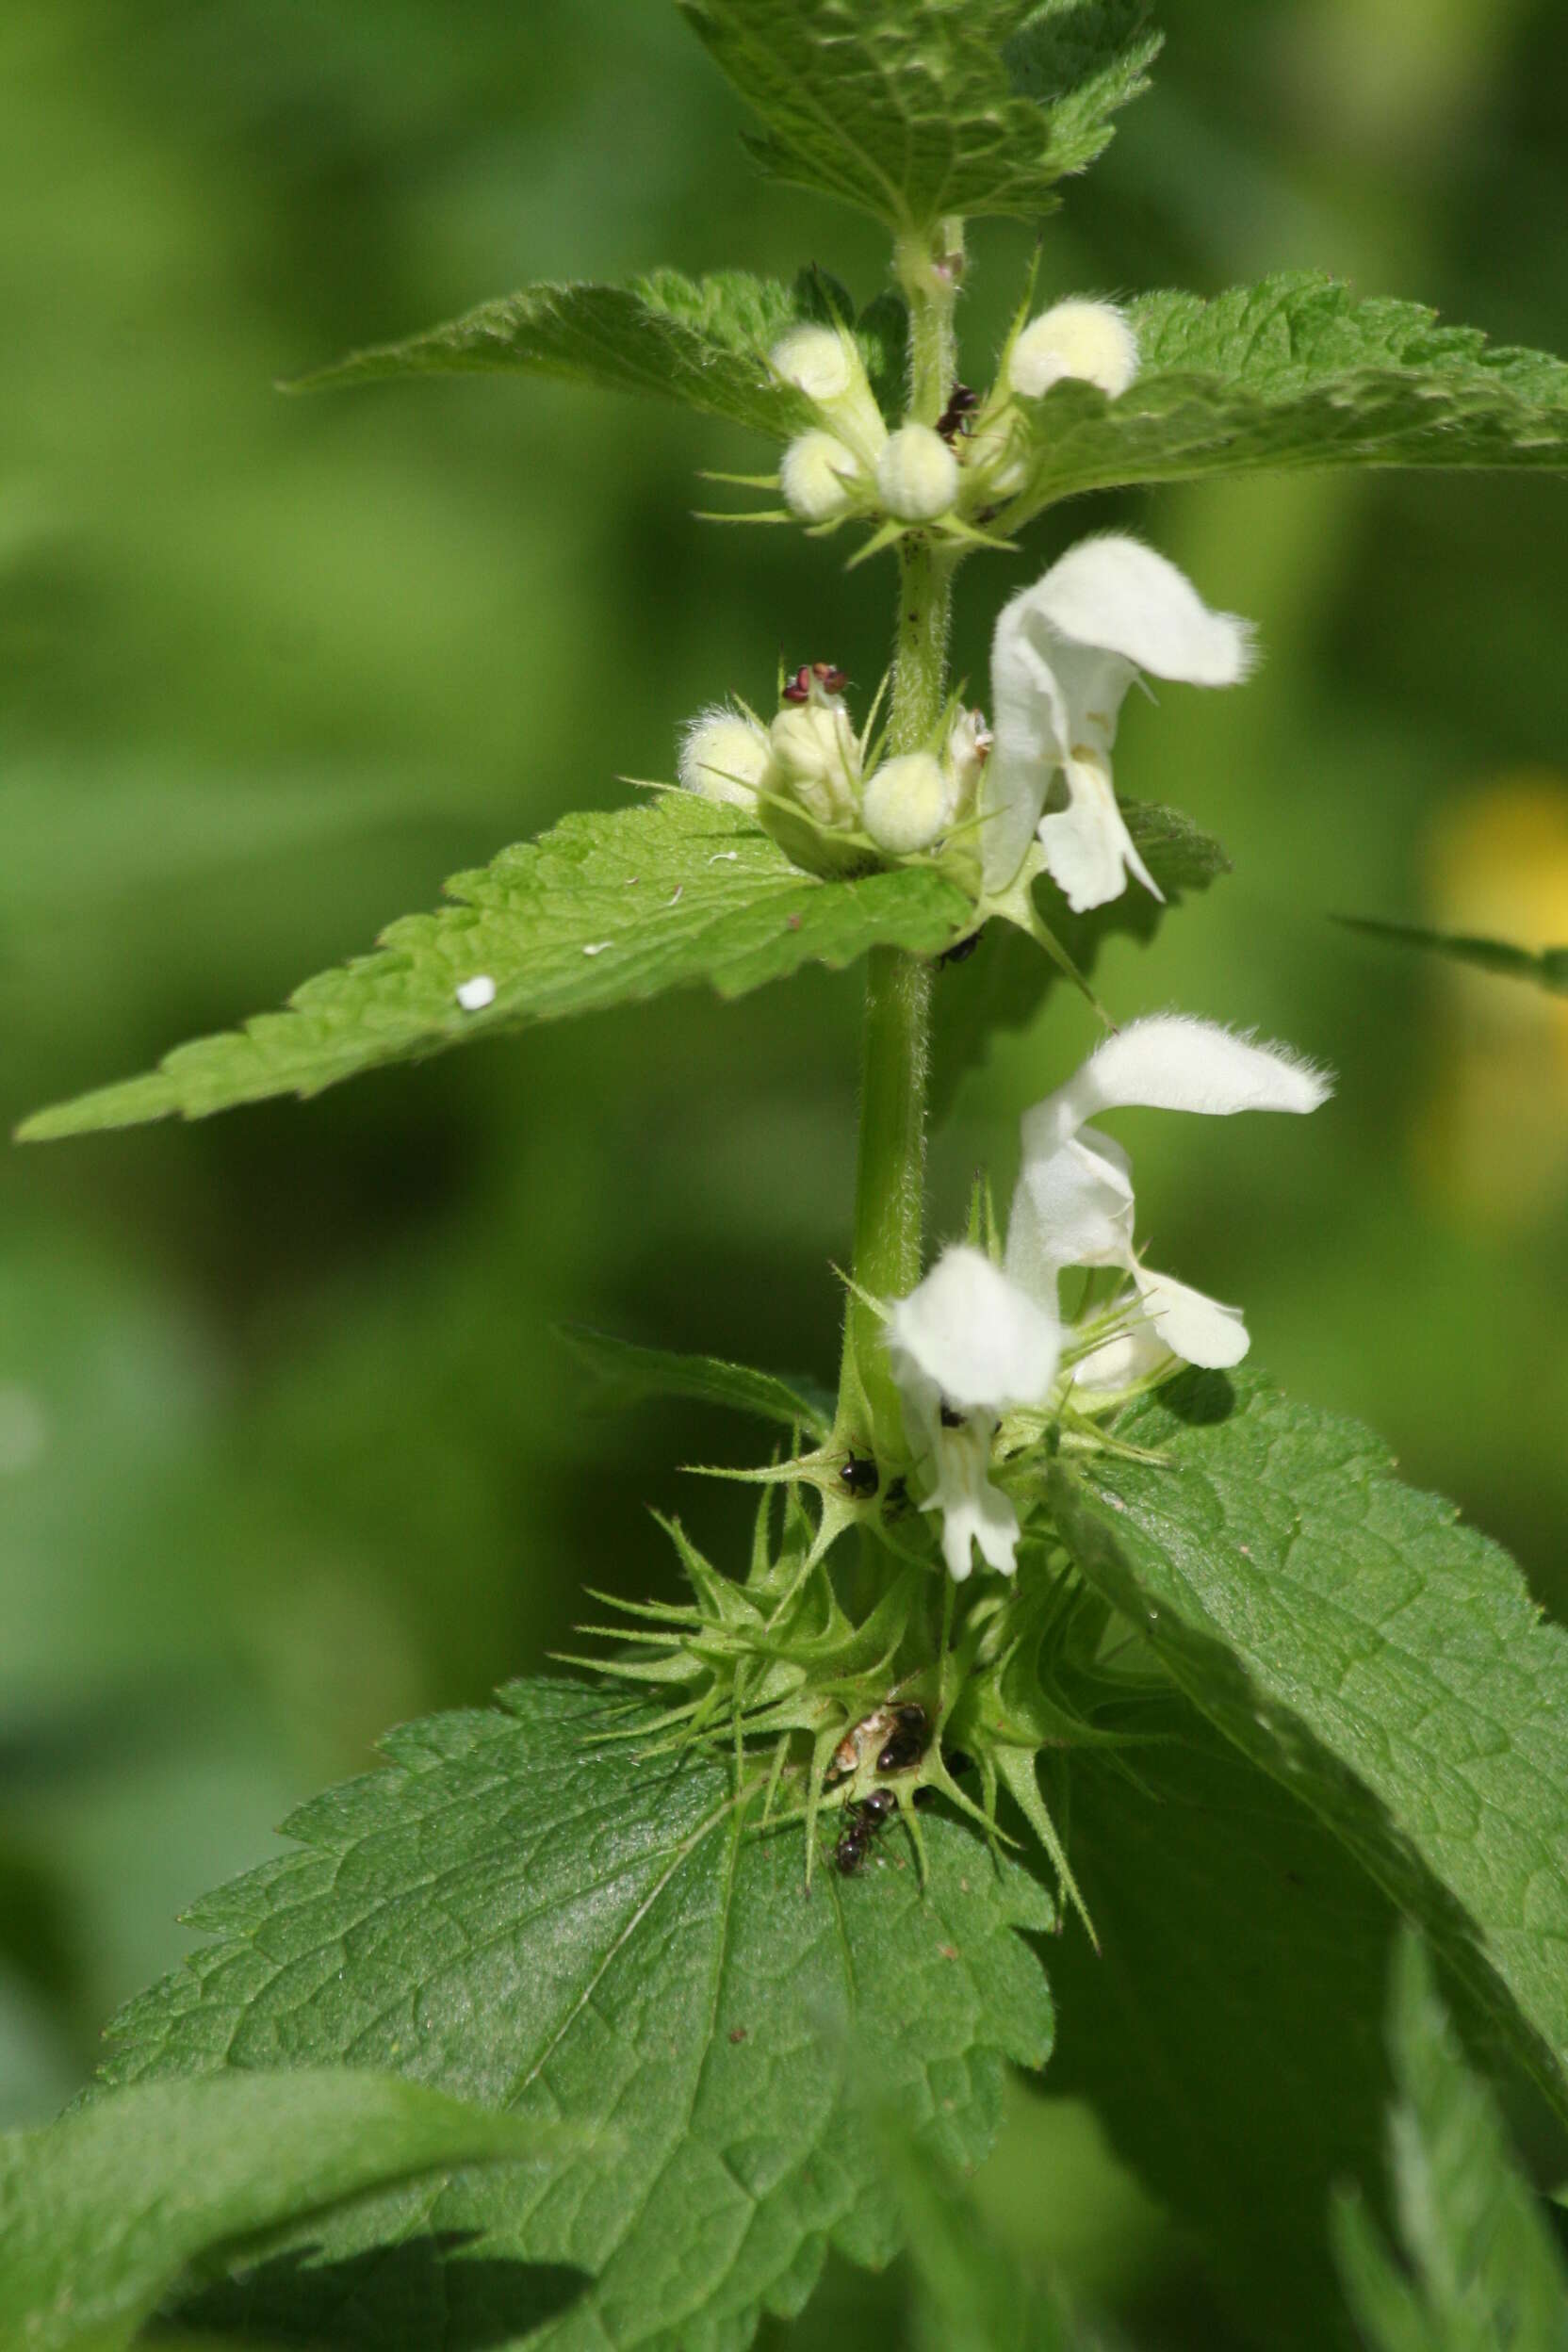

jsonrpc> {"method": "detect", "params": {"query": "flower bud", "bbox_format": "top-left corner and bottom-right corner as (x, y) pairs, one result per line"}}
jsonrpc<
(678, 706), (771, 808)
(861, 751), (954, 855)
(943, 707), (992, 816)
(1009, 300), (1139, 400)
(961, 414), (1029, 500)
(770, 324), (855, 404)
(875, 423), (960, 522)
(780, 431), (860, 523)
(766, 697), (861, 830)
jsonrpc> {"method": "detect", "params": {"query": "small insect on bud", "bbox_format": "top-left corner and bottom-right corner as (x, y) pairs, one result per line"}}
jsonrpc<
(936, 383), (980, 444)
(1009, 299), (1139, 401)
(770, 323), (855, 404)
(678, 706), (771, 808)
(874, 423), (960, 523)
(861, 750), (954, 857)
(780, 431), (861, 523)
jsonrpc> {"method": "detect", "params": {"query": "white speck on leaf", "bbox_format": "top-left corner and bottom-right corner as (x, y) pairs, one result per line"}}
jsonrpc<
(667, 884), (684, 907)
(583, 941), (612, 957)
(455, 975), (496, 1011)
(709, 851), (740, 864)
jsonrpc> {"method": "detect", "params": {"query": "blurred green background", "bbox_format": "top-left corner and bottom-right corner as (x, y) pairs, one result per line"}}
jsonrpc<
(3, 0), (1567, 2342)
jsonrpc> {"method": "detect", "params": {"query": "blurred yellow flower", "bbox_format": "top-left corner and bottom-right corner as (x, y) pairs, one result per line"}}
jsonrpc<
(1416, 775), (1568, 1225)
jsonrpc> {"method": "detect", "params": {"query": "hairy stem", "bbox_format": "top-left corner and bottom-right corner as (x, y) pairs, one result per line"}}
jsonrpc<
(836, 230), (963, 1457)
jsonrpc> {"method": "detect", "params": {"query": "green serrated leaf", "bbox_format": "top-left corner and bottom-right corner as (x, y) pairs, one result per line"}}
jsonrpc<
(1008, 274), (1568, 516)
(678, 0), (1160, 233)
(1048, 1706), (1399, 2351)
(19, 798), (970, 1140)
(99, 1679), (1054, 2352)
(0, 2072), (565, 2352)
(1331, 1934), (1568, 2352)
(1337, 914), (1568, 997)
(932, 798), (1229, 1123)
(290, 270), (831, 438)
(1052, 1372), (1568, 2126)
(562, 1327), (835, 1440)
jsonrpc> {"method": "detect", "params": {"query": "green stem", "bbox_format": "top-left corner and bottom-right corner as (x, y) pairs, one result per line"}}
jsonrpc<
(835, 225), (963, 1456)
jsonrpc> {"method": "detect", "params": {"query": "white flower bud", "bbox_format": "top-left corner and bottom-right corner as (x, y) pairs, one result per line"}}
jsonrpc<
(780, 431), (860, 523)
(861, 751), (955, 856)
(1009, 300), (1139, 401)
(770, 324), (855, 404)
(678, 706), (771, 808)
(943, 707), (991, 818)
(766, 699), (861, 830)
(963, 413), (1030, 500)
(874, 423), (959, 523)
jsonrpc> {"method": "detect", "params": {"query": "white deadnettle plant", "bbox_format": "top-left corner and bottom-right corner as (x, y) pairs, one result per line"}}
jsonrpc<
(980, 535), (1255, 908)
(888, 1017), (1331, 1578)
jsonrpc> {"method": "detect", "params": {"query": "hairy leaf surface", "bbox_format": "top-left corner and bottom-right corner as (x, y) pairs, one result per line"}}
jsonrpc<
(1054, 1374), (1568, 2121)
(20, 799), (970, 1139)
(101, 1680), (1054, 2352)
(293, 270), (829, 438)
(1331, 1935), (1568, 2351)
(1338, 913), (1568, 997)
(678, 0), (1159, 232)
(0, 2072), (563, 2352)
(1048, 1708), (1399, 2350)
(1008, 275), (1568, 515)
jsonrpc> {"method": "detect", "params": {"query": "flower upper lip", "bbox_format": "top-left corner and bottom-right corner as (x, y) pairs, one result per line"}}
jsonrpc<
(980, 533), (1255, 907)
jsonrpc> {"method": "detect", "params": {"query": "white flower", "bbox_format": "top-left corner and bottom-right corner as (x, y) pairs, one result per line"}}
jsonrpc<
(1004, 1017), (1331, 1386)
(875, 423), (960, 522)
(678, 706), (771, 808)
(1009, 300), (1139, 401)
(780, 430), (861, 523)
(885, 1246), (1061, 1580)
(980, 535), (1254, 906)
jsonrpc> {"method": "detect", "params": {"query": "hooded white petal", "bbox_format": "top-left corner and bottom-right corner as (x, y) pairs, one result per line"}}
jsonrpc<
(980, 536), (1254, 898)
(885, 1245), (1060, 1416)
(1024, 1015), (1332, 1155)
(1027, 537), (1254, 689)
(1130, 1266), (1250, 1368)
(1004, 1125), (1133, 1301)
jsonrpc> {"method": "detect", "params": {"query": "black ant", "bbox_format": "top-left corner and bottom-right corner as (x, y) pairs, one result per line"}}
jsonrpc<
(834, 1786), (899, 1875)
(935, 383), (980, 444)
